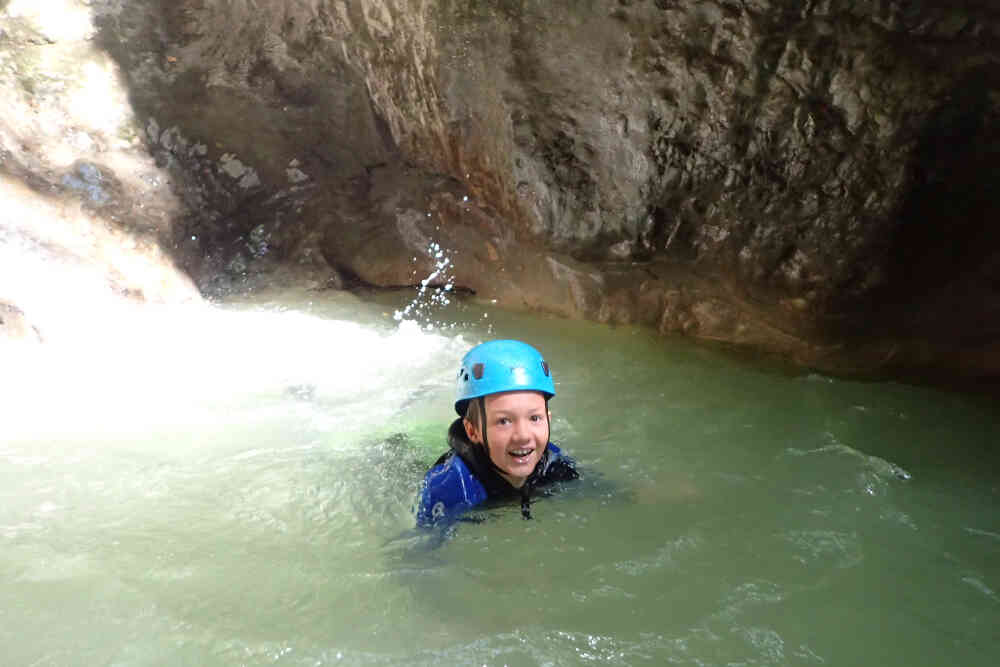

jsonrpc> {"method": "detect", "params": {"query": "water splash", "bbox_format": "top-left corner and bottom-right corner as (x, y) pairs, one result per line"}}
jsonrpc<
(965, 527), (1000, 542)
(393, 241), (457, 331)
(785, 432), (912, 482)
(1, 296), (466, 442)
(961, 576), (999, 602)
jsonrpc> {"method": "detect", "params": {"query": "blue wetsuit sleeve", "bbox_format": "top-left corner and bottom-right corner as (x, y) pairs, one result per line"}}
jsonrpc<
(416, 456), (488, 527)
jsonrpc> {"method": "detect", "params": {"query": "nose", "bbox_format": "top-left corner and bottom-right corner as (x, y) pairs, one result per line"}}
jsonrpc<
(511, 417), (529, 442)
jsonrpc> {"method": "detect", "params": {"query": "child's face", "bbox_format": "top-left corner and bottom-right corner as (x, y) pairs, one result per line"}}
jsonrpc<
(465, 390), (549, 488)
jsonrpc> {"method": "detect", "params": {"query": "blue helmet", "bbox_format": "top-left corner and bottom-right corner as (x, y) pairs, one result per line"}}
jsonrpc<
(454, 340), (555, 415)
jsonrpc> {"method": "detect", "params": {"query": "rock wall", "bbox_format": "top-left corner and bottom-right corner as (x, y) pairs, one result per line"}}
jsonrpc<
(0, 0), (200, 344)
(3, 0), (999, 381)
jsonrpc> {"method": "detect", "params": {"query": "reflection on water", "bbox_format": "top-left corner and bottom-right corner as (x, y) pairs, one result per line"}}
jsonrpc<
(1, 288), (999, 666)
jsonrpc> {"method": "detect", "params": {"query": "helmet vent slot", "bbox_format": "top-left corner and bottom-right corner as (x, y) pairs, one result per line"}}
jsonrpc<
(472, 363), (485, 380)
(541, 361), (550, 376)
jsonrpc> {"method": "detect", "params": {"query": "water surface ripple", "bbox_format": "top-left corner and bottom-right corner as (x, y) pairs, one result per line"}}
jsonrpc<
(1, 290), (997, 665)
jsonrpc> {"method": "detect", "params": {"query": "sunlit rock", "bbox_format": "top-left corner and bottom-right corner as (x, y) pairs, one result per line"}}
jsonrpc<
(0, 0), (203, 349)
(0, 301), (41, 342)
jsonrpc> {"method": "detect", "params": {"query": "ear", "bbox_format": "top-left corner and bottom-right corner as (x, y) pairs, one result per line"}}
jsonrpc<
(463, 418), (483, 444)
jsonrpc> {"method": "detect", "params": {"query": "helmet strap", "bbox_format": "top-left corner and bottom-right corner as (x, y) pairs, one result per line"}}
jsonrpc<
(544, 397), (551, 444)
(478, 396), (489, 452)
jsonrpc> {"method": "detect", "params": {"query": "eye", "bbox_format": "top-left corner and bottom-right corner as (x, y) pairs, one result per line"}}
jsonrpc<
(497, 416), (511, 426)
(530, 414), (544, 422)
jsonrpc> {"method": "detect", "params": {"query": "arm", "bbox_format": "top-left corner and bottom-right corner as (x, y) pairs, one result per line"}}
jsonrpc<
(415, 455), (488, 527)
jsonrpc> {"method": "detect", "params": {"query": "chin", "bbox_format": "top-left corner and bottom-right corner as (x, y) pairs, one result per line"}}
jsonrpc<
(503, 455), (539, 478)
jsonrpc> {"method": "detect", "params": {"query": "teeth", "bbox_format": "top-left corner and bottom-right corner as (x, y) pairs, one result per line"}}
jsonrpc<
(510, 449), (531, 457)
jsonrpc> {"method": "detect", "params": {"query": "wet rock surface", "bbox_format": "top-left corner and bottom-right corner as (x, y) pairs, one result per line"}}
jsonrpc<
(0, 0), (201, 343)
(0, 301), (41, 342)
(2, 0), (999, 383)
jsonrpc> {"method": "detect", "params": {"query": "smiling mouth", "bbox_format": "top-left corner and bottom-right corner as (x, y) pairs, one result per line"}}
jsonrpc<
(508, 448), (534, 459)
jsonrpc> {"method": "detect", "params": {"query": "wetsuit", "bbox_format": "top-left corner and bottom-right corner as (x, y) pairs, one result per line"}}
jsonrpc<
(416, 419), (579, 527)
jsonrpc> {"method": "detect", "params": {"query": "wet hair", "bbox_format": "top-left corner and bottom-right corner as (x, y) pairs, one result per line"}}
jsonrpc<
(463, 398), (483, 434)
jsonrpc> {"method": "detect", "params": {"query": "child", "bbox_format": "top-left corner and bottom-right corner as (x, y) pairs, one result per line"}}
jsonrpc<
(416, 339), (579, 527)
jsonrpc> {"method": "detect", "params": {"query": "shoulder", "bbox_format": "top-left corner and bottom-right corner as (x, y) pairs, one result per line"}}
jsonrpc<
(417, 453), (488, 526)
(539, 443), (580, 482)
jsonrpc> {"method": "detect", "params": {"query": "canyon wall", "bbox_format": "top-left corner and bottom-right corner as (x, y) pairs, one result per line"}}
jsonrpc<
(2, 0), (998, 381)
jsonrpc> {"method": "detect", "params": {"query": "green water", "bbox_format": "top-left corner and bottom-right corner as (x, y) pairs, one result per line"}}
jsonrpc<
(1, 288), (998, 666)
